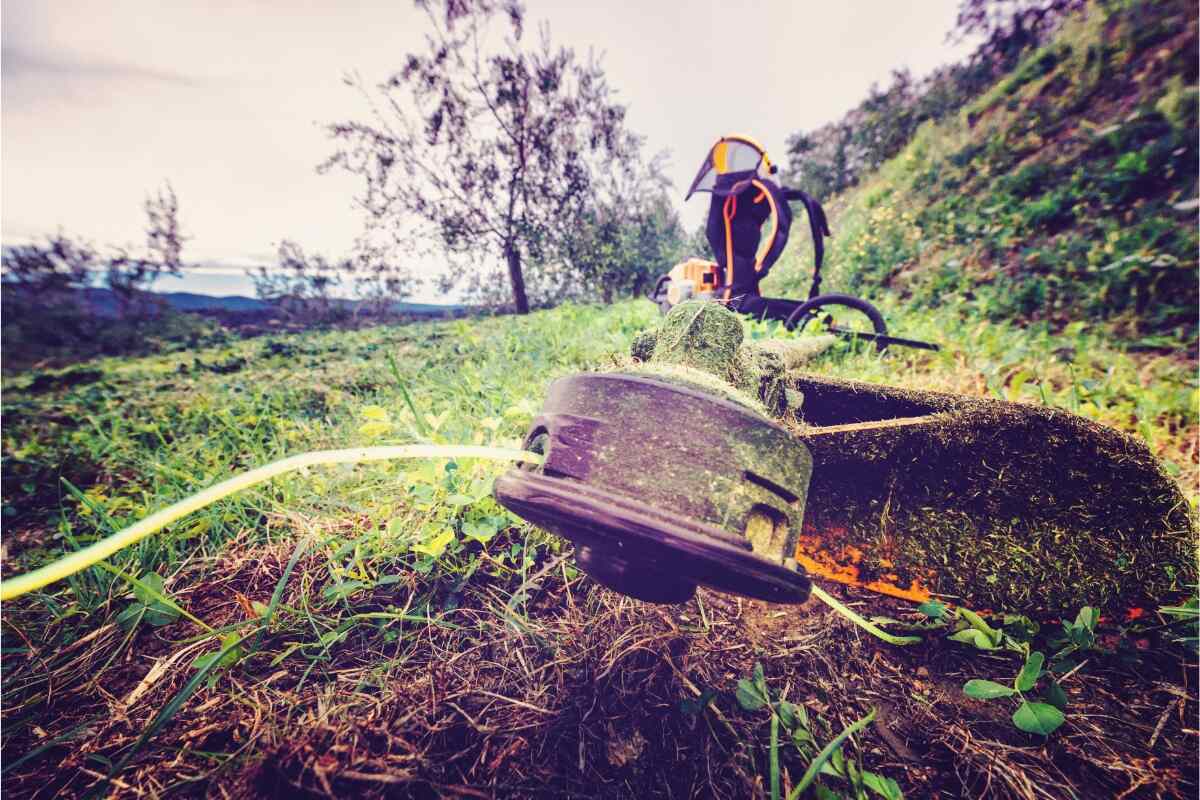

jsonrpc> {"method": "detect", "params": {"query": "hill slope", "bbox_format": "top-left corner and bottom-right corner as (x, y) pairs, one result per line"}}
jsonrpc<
(2, 296), (1196, 798)
(771, 0), (1197, 346)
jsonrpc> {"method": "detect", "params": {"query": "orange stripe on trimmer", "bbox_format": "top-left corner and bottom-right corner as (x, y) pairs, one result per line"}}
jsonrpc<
(794, 532), (934, 603)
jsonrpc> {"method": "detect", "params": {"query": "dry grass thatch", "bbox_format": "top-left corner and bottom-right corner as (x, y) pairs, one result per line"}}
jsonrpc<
(2, 526), (1196, 799)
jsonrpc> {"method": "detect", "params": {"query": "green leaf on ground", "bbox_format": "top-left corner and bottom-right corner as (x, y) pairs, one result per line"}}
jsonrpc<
(1015, 651), (1045, 692)
(1044, 680), (1069, 711)
(679, 688), (717, 716)
(949, 628), (1000, 650)
(777, 700), (797, 728)
(1073, 606), (1099, 632)
(120, 572), (181, 629)
(412, 529), (455, 558)
(1012, 701), (1065, 736)
(322, 580), (367, 602)
(1001, 614), (1039, 642)
(736, 667), (770, 711)
(463, 515), (506, 543)
(862, 770), (905, 800)
(964, 679), (1016, 699)
(736, 679), (768, 711)
(917, 600), (948, 620)
(191, 633), (245, 688)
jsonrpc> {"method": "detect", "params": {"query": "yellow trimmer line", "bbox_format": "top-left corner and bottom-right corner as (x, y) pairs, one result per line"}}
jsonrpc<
(0, 445), (540, 602)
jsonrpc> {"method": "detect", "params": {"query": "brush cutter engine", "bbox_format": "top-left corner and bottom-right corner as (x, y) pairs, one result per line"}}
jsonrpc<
(651, 134), (938, 352)
(651, 258), (724, 308)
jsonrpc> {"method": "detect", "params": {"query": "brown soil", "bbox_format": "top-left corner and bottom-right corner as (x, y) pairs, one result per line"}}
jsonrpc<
(1, 536), (1194, 799)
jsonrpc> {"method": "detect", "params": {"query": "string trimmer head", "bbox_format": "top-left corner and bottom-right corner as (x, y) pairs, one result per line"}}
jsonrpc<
(494, 372), (813, 604)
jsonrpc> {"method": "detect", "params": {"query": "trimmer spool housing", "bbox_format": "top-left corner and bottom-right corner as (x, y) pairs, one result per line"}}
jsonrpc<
(493, 371), (813, 604)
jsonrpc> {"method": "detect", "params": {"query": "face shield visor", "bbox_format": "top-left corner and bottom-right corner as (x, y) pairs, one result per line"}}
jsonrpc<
(685, 136), (775, 200)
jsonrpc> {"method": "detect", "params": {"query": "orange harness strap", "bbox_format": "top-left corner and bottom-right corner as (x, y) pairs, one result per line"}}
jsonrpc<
(750, 179), (778, 273)
(722, 194), (737, 299)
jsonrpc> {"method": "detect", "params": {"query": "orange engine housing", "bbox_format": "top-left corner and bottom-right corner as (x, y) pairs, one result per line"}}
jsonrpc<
(665, 258), (722, 305)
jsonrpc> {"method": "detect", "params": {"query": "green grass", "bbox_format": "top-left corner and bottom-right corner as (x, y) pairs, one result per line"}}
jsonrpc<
(2, 302), (652, 588)
(6, 298), (1193, 601)
(2, 295), (1195, 796)
(769, 0), (1198, 346)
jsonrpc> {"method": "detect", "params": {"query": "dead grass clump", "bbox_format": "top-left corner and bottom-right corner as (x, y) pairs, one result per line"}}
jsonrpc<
(789, 374), (1197, 615)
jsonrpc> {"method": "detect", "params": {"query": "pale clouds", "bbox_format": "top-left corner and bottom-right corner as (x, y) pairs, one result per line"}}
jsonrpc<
(2, 0), (978, 277)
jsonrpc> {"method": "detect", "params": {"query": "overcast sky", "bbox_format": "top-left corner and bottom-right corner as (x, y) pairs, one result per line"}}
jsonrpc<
(2, 1), (978, 297)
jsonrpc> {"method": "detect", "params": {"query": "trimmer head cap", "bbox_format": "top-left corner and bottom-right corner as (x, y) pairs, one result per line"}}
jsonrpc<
(493, 372), (813, 604)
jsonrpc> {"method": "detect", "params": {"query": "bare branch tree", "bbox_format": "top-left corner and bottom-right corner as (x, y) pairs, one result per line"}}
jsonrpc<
(106, 183), (186, 316)
(251, 239), (351, 323)
(1, 234), (96, 317)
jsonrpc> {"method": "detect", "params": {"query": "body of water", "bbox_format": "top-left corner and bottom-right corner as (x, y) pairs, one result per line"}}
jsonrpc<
(152, 268), (453, 304)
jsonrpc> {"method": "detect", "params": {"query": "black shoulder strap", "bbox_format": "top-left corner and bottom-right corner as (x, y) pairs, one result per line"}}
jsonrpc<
(783, 188), (832, 299)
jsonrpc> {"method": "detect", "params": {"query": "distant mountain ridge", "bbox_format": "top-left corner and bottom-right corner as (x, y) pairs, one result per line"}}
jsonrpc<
(152, 291), (271, 312)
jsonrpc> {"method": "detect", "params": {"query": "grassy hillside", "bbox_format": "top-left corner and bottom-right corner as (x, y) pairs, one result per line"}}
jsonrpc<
(770, 0), (1197, 347)
(2, 297), (1196, 798)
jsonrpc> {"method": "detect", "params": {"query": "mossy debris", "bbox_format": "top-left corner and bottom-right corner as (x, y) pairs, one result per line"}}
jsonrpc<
(789, 374), (1197, 614)
(631, 301), (833, 418)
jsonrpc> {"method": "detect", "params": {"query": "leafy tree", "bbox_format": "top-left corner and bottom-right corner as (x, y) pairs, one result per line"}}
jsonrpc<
(953, 0), (1087, 75)
(785, 0), (1084, 198)
(251, 240), (349, 323)
(614, 195), (685, 300)
(682, 221), (711, 261)
(322, 0), (632, 313)
(556, 145), (684, 303)
(350, 235), (421, 316)
(1, 233), (97, 335)
(786, 123), (857, 199)
(1, 185), (204, 362)
(251, 236), (422, 321)
(2, 183), (184, 319)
